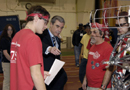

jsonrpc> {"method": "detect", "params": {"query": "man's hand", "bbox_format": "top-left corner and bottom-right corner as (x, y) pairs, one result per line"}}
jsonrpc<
(44, 71), (50, 79)
(49, 47), (61, 55)
(79, 54), (83, 60)
(82, 77), (87, 90)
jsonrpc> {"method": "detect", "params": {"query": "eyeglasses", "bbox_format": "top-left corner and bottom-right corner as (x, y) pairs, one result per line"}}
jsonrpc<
(40, 17), (49, 25)
(115, 23), (127, 27)
(90, 30), (98, 34)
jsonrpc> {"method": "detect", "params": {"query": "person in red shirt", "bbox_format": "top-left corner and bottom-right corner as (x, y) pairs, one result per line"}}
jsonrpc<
(82, 23), (113, 90)
(10, 5), (50, 90)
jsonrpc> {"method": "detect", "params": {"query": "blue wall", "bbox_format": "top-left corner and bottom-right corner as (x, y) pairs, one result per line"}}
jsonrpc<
(0, 15), (20, 34)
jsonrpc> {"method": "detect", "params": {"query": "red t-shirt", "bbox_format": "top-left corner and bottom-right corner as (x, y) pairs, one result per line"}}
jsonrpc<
(86, 41), (113, 88)
(10, 29), (44, 90)
(87, 39), (92, 50)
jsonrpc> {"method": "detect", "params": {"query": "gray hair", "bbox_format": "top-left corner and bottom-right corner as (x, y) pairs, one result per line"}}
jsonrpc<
(51, 15), (65, 24)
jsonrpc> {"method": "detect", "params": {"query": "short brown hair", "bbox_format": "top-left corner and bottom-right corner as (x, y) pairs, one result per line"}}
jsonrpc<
(117, 11), (128, 23)
(26, 5), (50, 23)
(117, 11), (130, 31)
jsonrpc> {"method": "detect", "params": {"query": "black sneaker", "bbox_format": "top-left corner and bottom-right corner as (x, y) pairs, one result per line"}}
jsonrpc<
(76, 64), (79, 67)
(79, 87), (83, 90)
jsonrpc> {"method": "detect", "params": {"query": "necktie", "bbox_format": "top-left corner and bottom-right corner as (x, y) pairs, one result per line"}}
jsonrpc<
(52, 37), (56, 46)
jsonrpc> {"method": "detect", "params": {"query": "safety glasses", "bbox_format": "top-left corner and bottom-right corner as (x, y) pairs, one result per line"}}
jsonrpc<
(40, 17), (49, 25)
(90, 30), (98, 34)
(115, 23), (127, 27)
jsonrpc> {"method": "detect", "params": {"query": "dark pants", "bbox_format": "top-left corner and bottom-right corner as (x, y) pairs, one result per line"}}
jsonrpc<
(79, 58), (87, 83)
(46, 68), (67, 90)
(74, 43), (82, 65)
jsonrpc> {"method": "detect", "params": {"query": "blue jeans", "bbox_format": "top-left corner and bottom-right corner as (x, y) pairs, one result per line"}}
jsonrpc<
(74, 43), (82, 65)
(79, 58), (87, 83)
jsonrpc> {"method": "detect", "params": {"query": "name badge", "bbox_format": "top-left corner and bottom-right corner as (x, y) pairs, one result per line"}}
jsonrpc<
(92, 65), (95, 69)
(80, 33), (83, 36)
(91, 61), (94, 65)
(95, 63), (99, 67)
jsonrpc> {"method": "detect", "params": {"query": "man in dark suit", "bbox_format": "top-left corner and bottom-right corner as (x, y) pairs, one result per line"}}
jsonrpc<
(40, 15), (67, 90)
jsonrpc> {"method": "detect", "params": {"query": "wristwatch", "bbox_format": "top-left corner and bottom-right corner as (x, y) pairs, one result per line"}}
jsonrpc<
(100, 85), (106, 90)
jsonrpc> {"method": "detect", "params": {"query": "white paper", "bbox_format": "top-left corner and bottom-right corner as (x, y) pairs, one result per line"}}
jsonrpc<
(45, 59), (65, 85)
(128, 8), (130, 24)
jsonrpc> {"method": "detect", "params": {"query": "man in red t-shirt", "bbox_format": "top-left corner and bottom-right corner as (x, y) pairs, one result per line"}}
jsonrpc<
(82, 23), (113, 90)
(10, 5), (50, 90)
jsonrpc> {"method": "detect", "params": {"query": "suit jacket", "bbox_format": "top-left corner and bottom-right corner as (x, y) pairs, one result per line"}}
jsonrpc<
(40, 29), (60, 71)
(38, 29), (67, 89)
